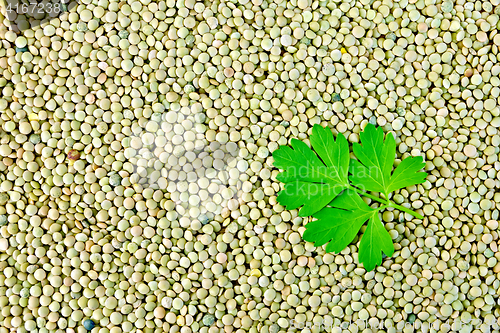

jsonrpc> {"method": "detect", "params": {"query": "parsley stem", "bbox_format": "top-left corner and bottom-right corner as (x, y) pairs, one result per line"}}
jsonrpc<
(349, 186), (424, 220)
(387, 202), (424, 220)
(348, 186), (387, 205)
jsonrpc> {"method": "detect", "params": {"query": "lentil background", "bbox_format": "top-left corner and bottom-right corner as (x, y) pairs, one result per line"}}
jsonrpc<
(1, 0), (500, 331)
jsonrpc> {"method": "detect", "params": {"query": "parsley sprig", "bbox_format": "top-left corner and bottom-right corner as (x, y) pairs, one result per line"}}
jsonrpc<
(272, 124), (428, 271)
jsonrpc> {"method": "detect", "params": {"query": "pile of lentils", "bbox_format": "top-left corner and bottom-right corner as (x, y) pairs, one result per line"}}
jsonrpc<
(1, 0), (500, 331)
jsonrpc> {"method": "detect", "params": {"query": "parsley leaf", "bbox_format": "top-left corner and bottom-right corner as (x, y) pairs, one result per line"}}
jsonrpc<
(303, 189), (395, 270)
(303, 190), (376, 254)
(309, 125), (350, 184)
(350, 124), (395, 195)
(386, 156), (427, 193)
(349, 123), (427, 196)
(272, 124), (349, 217)
(358, 213), (395, 271)
(273, 123), (428, 271)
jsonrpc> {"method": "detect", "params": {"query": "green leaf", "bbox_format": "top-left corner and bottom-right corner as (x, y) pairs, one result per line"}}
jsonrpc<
(302, 208), (351, 249)
(304, 189), (396, 271)
(329, 187), (371, 211)
(309, 125), (349, 184)
(273, 125), (349, 216)
(358, 213), (395, 271)
(386, 156), (427, 193)
(349, 159), (385, 193)
(274, 123), (427, 271)
(349, 123), (396, 195)
(276, 180), (344, 217)
(349, 123), (426, 196)
(303, 190), (377, 255)
(273, 139), (324, 182)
